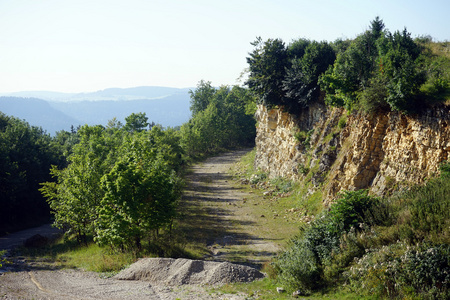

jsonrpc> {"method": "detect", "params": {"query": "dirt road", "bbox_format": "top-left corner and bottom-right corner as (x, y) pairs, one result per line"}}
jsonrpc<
(179, 149), (283, 267)
(0, 149), (293, 299)
(0, 224), (61, 252)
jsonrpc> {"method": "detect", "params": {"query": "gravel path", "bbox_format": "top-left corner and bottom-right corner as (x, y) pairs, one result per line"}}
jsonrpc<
(0, 150), (270, 300)
(0, 224), (61, 252)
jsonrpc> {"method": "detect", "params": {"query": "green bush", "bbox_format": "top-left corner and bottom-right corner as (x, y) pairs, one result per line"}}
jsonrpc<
(275, 190), (381, 292)
(275, 238), (322, 293)
(348, 243), (450, 299)
(327, 190), (380, 235)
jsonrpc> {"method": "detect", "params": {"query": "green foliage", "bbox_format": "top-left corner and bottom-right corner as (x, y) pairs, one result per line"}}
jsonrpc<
(378, 29), (425, 112)
(0, 250), (6, 267)
(276, 237), (322, 293)
(246, 37), (289, 107)
(320, 29), (380, 109)
(275, 190), (382, 292)
(40, 113), (183, 250)
(327, 190), (380, 235)
(319, 18), (441, 114)
(283, 41), (336, 113)
(418, 41), (450, 103)
(123, 112), (149, 132)
(348, 243), (450, 299)
(294, 128), (314, 149)
(402, 165), (450, 242)
(269, 177), (293, 194)
(189, 80), (216, 116)
(246, 37), (335, 114)
(249, 172), (267, 185)
(337, 116), (347, 129)
(276, 160), (450, 296)
(181, 84), (256, 158)
(247, 17), (449, 115)
(357, 76), (389, 113)
(0, 112), (65, 234)
(95, 134), (181, 250)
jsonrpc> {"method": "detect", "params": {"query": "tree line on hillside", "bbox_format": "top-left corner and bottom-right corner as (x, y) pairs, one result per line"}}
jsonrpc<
(246, 17), (450, 115)
(1, 84), (256, 253)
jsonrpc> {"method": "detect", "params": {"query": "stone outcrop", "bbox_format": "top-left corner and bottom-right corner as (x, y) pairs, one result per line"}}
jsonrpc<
(254, 103), (450, 205)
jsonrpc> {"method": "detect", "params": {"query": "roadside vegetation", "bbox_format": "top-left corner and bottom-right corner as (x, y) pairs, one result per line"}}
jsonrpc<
(1, 16), (449, 300)
(220, 155), (450, 299)
(2, 80), (256, 274)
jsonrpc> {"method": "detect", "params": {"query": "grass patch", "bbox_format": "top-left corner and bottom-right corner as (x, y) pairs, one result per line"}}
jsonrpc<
(57, 243), (135, 273)
(12, 238), (136, 274)
(217, 277), (377, 299)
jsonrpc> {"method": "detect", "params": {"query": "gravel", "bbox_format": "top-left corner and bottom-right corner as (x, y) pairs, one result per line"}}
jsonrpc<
(114, 258), (265, 285)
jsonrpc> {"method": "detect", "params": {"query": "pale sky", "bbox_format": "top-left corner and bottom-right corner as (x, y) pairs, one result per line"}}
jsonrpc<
(0, 0), (448, 93)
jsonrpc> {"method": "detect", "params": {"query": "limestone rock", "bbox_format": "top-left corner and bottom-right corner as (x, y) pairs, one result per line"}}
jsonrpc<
(254, 104), (450, 205)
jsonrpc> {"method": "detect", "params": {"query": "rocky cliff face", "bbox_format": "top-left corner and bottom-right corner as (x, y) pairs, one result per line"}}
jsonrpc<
(254, 104), (450, 205)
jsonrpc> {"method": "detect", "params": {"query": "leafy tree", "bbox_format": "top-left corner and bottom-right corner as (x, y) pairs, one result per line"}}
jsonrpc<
(41, 125), (120, 244)
(181, 84), (256, 158)
(41, 114), (183, 249)
(95, 133), (181, 250)
(287, 38), (311, 60)
(320, 18), (430, 113)
(377, 29), (425, 112)
(123, 112), (149, 132)
(246, 37), (289, 107)
(319, 29), (381, 109)
(0, 113), (64, 234)
(283, 41), (335, 112)
(189, 80), (216, 116)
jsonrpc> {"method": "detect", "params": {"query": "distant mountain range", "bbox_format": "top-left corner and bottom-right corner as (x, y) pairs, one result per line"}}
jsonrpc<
(0, 86), (193, 135)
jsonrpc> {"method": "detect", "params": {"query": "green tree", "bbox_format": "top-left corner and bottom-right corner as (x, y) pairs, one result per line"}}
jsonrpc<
(123, 112), (149, 132)
(378, 29), (425, 112)
(41, 125), (120, 244)
(181, 84), (256, 158)
(0, 113), (64, 234)
(95, 134), (181, 250)
(319, 30), (380, 109)
(283, 41), (336, 112)
(189, 80), (216, 116)
(41, 114), (183, 248)
(246, 37), (289, 107)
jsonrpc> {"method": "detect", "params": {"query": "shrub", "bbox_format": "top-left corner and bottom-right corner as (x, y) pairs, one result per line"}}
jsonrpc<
(348, 243), (450, 299)
(327, 190), (380, 235)
(275, 238), (322, 293)
(275, 190), (382, 292)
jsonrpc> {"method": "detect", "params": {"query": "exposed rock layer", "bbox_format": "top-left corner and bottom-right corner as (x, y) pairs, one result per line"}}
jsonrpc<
(254, 104), (450, 204)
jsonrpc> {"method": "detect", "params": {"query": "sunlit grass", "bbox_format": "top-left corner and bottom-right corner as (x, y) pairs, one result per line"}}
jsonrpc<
(56, 243), (135, 273)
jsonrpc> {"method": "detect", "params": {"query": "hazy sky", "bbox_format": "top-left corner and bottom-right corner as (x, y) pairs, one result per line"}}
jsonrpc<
(0, 0), (448, 93)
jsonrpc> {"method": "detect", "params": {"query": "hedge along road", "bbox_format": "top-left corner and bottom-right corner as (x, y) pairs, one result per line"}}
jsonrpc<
(0, 149), (300, 299)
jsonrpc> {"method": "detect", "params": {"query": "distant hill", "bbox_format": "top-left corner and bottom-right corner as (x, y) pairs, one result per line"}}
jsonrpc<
(0, 86), (192, 101)
(0, 97), (81, 133)
(0, 86), (193, 134)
